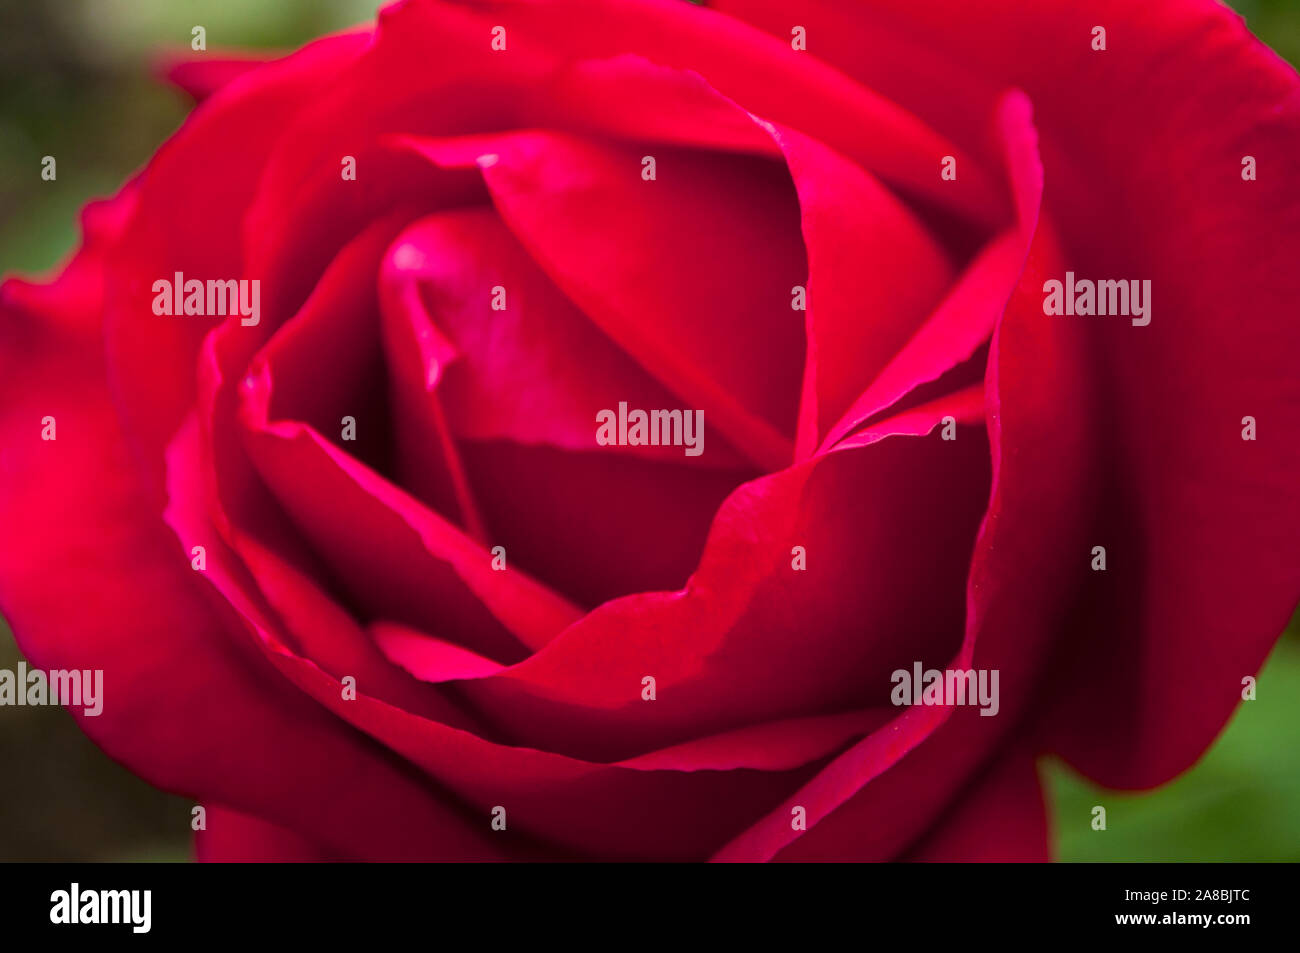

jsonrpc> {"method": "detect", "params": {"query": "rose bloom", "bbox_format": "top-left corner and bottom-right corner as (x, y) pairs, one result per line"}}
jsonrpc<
(1, 0), (1297, 862)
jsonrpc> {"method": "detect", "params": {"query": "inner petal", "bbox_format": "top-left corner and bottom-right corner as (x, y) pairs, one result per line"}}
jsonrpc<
(379, 206), (761, 607)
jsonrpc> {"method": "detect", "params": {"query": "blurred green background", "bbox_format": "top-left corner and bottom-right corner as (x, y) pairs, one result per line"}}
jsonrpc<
(1, 0), (1297, 861)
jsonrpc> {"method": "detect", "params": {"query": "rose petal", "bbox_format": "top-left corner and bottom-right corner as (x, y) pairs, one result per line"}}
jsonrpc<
(379, 206), (746, 467)
(158, 53), (275, 102)
(901, 745), (1048, 862)
(825, 0), (1300, 788)
(195, 806), (341, 862)
(237, 390), (580, 657)
(463, 397), (990, 763)
(104, 31), (370, 490)
(424, 0), (1006, 226)
(404, 130), (805, 470)
(0, 229), (505, 864)
(749, 119), (954, 457)
(165, 425), (879, 859)
(817, 91), (1044, 452)
(457, 439), (755, 607)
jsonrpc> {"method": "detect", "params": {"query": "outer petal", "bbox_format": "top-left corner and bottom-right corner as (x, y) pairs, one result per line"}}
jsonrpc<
(105, 31), (371, 490)
(432, 0), (1006, 226)
(723, 0), (1300, 789)
(0, 221), (506, 862)
(195, 807), (342, 862)
(159, 53), (275, 102)
(957, 0), (1296, 787)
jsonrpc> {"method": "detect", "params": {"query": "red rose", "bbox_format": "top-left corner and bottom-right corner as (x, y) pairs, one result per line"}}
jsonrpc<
(2, 0), (1297, 862)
